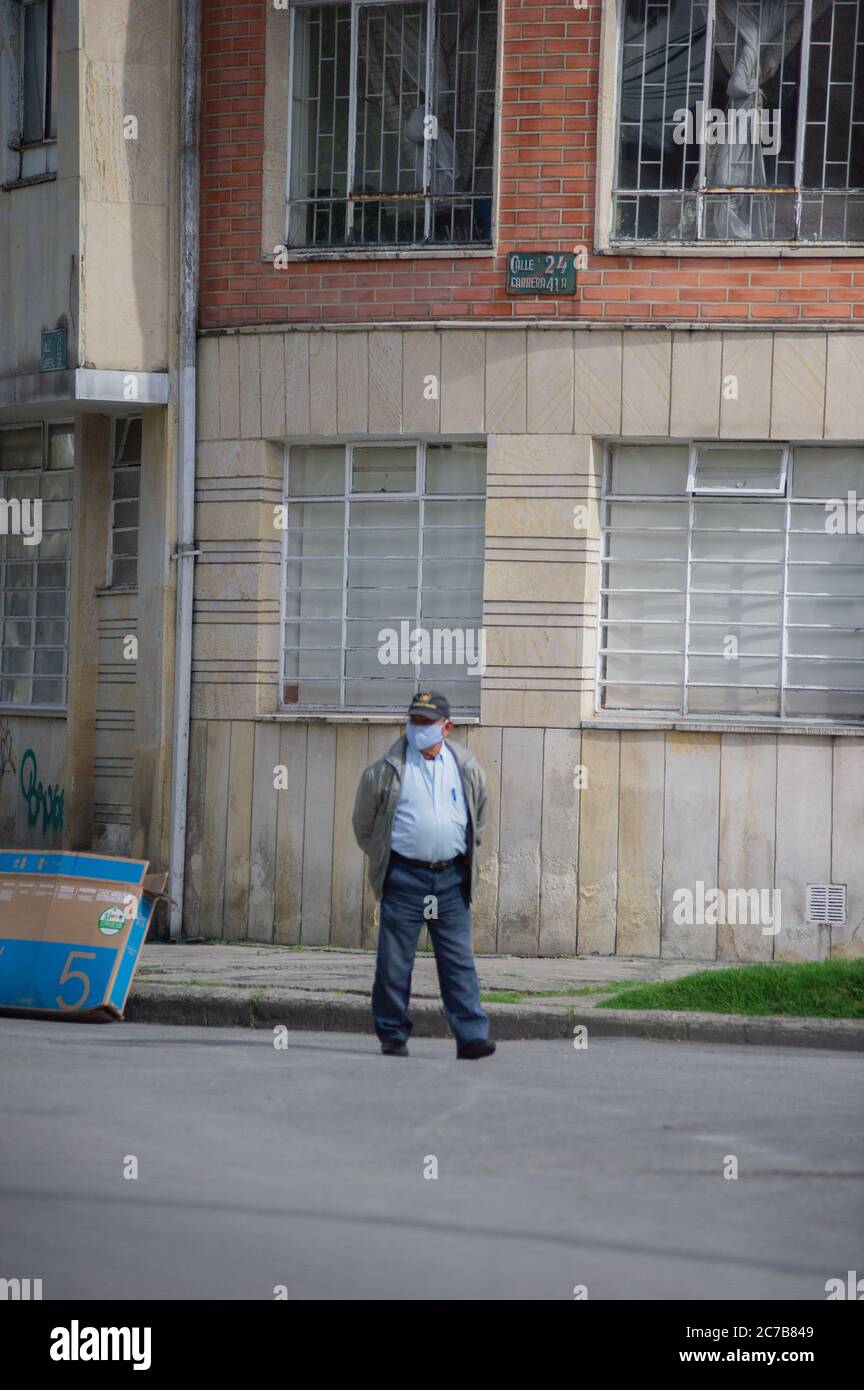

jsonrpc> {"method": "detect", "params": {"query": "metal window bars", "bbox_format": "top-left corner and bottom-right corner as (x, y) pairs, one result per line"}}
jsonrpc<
(613, 0), (864, 243)
(286, 0), (497, 247)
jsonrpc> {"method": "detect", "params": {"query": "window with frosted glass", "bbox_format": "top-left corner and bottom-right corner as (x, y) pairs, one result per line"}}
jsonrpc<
(614, 0), (864, 243)
(287, 0), (497, 247)
(282, 441), (486, 710)
(10, 0), (58, 181)
(109, 417), (141, 588)
(598, 443), (864, 720)
(0, 422), (72, 707)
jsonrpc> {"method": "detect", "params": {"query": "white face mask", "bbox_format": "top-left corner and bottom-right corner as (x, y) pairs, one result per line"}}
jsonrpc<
(406, 719), (444, 752)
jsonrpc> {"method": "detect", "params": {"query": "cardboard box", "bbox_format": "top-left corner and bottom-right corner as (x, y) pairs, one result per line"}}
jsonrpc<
(0, 850), (168, 1021)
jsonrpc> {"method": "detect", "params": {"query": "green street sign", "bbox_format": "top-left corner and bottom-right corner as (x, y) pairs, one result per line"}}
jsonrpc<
(41, 328), (67, 372)
(506, 251), (578, 296)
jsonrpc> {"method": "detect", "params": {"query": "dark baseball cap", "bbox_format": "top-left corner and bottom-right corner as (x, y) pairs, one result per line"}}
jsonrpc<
(407, 690), (450, 720)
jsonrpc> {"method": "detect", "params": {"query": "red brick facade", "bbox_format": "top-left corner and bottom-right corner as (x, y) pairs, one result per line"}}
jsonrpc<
(199, 0), (864, 327)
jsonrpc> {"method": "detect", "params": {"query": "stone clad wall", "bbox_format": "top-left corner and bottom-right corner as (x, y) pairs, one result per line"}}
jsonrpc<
(194, 323), (864, 725)
(0, 715), (67, 849)
(197, 325), (864, 457)
(180, 718), (864, 961)
(79, 0), (175, 372)
(188, 323), (864, 957)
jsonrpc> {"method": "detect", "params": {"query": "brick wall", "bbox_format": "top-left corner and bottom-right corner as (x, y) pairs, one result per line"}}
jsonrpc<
(199, 0), (864, 327)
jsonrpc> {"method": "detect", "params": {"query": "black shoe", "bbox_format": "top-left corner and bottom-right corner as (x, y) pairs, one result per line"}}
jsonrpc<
(457, 1040), (496, 1060)
(381, 1041), (410, 1057)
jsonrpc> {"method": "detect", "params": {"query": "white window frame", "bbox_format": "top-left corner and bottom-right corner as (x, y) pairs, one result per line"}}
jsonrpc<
(0, 418), (72, 711)
(107, 416), (141, 590)
(687, 441), (791, 496)
(284, 0), (498, 251)
(596, 441), (864, 726)
(606, 0), (864, 250)
(279, 438), (486, 714)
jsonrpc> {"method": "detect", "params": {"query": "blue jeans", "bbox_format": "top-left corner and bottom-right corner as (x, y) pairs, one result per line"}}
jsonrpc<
(373, 852), (489, 1049)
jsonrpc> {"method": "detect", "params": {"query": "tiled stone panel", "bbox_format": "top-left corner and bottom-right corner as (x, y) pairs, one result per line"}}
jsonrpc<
(181, 719), (863, 960)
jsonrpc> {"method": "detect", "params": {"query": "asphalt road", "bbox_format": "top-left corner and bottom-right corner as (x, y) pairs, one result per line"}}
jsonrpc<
(1, 1020), (861, 1300)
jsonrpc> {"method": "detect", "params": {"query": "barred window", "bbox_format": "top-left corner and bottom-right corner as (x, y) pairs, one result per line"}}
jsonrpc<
(598, 443), (864, 721)
(287, 0), (497, 248)
(109, 417), (141, 589)
(614, 0), (864, 243)
(282, 442), (486, 710)
(0, 421), (72, 708)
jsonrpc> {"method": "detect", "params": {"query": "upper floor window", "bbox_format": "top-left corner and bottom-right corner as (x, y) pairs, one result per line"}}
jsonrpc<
(286, 0), (497, 248)
(0, 0), (57, 183)
(613, 0), (864, 244)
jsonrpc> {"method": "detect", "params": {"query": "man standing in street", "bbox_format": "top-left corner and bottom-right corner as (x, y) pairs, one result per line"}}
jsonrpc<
(352, 690), (495, 1060)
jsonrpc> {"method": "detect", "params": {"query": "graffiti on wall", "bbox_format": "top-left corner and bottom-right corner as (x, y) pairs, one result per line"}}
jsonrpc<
(0, 720), (16, 778)
(20, 748), (64, 835)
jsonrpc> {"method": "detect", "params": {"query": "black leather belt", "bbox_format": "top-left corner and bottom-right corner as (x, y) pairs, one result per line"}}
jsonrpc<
(391, 850), (466, 872)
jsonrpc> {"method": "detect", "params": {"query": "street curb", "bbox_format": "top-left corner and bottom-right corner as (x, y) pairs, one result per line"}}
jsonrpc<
(123, 986), (864, 1051)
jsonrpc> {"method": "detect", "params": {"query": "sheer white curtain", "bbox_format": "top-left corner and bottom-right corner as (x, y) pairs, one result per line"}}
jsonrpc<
(360, 0), (496, 195)
(708, 0), (831, 237)
(359, 3), (459, 192)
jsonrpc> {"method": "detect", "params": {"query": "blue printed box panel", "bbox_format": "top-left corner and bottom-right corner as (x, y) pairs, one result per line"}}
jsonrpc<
(0, 849), (156, 1018)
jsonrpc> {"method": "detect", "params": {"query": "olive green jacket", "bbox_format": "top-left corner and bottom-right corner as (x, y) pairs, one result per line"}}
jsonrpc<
(352, 735), (488, 902)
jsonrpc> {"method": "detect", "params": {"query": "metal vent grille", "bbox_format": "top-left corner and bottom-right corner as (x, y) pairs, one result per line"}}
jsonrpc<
(805, 884), (847, 926)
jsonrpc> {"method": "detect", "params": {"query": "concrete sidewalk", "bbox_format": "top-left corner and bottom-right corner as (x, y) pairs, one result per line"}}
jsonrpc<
(125, 943), (864, 1052)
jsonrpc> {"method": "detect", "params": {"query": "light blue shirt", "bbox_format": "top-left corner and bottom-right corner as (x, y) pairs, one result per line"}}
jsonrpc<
(390, 740), (468, 862)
